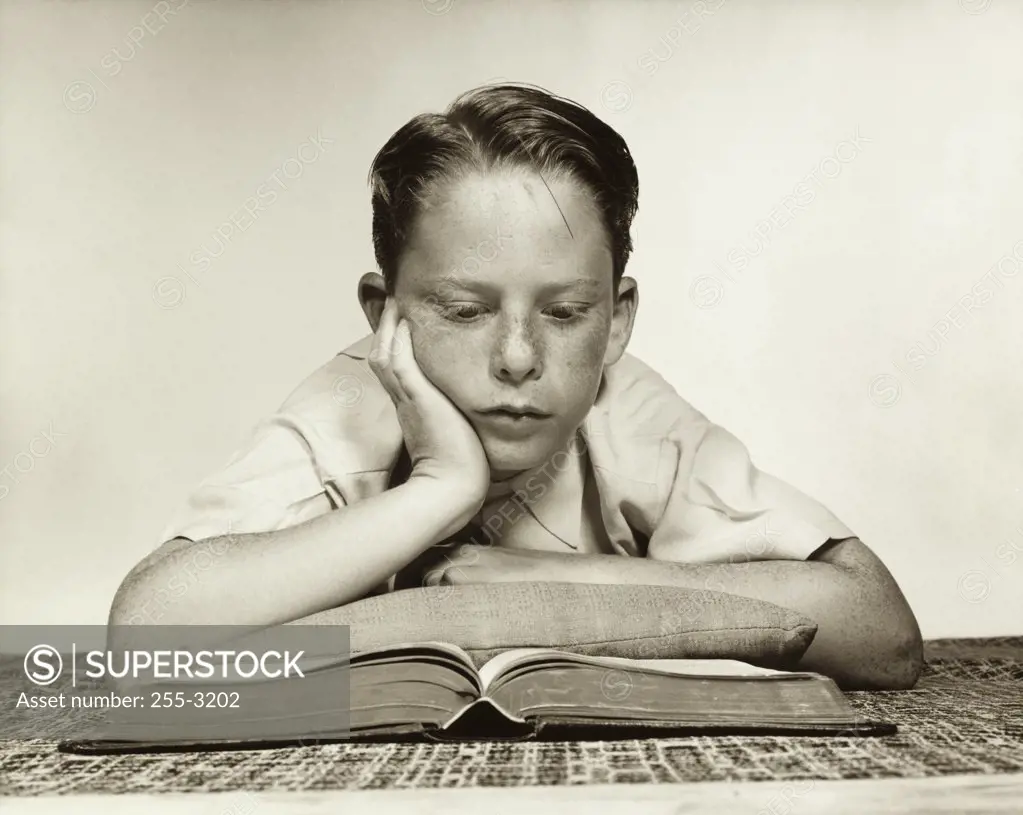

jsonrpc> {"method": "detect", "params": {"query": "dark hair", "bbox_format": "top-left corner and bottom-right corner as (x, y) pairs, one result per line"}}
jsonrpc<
(368, 83), (639, 293)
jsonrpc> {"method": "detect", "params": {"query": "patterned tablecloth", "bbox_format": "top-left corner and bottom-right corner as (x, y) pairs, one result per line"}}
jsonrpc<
(1, 637), (1020, 795)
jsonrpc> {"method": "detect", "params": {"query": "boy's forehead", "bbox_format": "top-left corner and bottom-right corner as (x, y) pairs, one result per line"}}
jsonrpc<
(401, 170), (612, 287)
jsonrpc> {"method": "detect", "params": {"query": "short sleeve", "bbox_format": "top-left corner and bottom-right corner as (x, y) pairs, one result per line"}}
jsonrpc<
(158, 413), (339, 545)
(647, 424), (856, 564)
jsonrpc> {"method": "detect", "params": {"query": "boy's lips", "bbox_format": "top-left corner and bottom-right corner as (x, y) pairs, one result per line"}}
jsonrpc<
(476, 406), (553, 434)
(479, 405), (552, 418)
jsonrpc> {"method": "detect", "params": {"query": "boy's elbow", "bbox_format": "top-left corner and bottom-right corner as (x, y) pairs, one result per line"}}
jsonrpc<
(108, 573), (148, 627)
(861, 570), (925, 690)
(837, 592), (924, 690)
(108, 537), (195, 627)
(888, 598), (925, 688)
(817, 538), (925, 690)
(825, 613), (922, 691)
(869, 616), (924, 690)
(108, 559), (168, 627)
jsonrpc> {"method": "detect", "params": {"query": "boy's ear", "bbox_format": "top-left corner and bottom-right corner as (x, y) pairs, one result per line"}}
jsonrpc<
(604, 276), (638, 367)
(357, 272), (389, 333)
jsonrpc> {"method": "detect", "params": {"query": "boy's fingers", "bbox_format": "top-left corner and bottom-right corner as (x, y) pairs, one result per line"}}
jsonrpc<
(369, 301), (406, 402)
(368, 300), (395, 369)
(374, 298), (396, 359)
(388, 319), (428, 398)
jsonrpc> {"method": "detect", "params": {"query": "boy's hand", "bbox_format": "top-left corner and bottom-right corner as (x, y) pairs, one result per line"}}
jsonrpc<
(369, 299), (491, 519)
(423, 544), (583, 586)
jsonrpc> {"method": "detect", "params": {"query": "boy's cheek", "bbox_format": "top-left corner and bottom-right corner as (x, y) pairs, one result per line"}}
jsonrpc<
(561, 315), (613, 371)
(404, 313), (468, 364)
(414, 334), (490, 412)
(557, 337), (608, 400)
(415, 331), (478, 372)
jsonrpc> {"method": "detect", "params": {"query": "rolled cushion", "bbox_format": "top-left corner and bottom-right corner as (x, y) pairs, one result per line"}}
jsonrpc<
(293, 582), (818, 669)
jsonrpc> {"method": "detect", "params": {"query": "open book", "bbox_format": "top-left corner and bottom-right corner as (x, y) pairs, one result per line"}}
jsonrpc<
(57, 642), (893, 752)
(343, 643), (892, 739)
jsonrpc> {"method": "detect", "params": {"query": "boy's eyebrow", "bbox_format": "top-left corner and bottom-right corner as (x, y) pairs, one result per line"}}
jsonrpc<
(429, 276), (488, 292)
(430, 277), (602, 294)
(540, 278), (602, 294)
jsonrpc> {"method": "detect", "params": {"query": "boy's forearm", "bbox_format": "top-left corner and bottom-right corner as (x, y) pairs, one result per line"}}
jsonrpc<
(109, 479), (472, 628)
(550, 538), (922, 690)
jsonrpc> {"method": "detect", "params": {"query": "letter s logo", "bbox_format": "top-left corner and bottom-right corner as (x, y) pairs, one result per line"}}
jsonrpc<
(24, 645), (63, 686)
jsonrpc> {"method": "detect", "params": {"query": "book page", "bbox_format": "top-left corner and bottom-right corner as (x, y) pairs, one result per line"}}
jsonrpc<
(352, 641), (481, 691)
(578, 656), (795, 677)
(478, 648), (797, 691)
(145, 641), (480, 686)
(441, 696), (527, 730)
(350, 640), (476, 667)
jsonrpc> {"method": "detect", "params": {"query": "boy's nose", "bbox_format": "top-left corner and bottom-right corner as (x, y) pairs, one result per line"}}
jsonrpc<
(492, 323), (543, 382)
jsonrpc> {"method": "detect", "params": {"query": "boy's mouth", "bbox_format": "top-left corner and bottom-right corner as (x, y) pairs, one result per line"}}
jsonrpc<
(478, 410), (551, 437)
(480, 405), (551, 419)
(477, 406), (553, 432)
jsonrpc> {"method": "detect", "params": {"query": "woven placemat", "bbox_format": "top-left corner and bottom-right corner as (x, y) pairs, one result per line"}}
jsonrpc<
(1, 638), (1020, 795)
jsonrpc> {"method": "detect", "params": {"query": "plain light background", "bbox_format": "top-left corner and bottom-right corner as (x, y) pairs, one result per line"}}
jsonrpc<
(2, 0), (1021, 636)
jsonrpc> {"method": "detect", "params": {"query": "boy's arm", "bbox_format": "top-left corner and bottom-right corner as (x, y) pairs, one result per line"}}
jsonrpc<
(434, 537), (923, 690)
(112, 306), (494, 628)
(109, 478), (477, 628)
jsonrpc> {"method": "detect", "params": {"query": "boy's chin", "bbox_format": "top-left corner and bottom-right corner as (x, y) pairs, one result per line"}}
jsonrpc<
(482, 437), (562, 480)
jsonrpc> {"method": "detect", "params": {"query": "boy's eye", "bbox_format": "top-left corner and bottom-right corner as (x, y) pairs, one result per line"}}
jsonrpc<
(435, 302), (590, 323)
(440, 303), (489, 322)
(544, 304), (589, 321)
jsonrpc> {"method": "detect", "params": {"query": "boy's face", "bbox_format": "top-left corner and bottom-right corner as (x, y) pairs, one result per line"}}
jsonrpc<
(388, 169), (636, 478)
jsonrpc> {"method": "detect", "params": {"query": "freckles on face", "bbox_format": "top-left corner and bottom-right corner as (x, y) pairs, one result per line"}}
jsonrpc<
(394, 168), (615, 470)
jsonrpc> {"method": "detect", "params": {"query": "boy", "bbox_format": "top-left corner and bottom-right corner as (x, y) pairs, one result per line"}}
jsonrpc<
(111, 84), (922, 689)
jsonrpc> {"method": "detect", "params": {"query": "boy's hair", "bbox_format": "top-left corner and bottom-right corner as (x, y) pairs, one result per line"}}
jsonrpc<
(368, 83), (640, 293)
